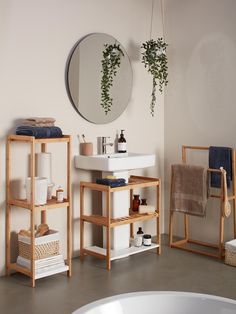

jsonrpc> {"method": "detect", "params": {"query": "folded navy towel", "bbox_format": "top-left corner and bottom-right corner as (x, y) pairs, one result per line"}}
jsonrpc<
(96, 178), (126, 188)
(16, 126), (63, 139)
(209, 146), (232, 188)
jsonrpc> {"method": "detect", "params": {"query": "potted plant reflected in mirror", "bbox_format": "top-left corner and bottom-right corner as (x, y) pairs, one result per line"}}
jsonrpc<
(141, 38), (168, 116)
(100, 44), (124, 115)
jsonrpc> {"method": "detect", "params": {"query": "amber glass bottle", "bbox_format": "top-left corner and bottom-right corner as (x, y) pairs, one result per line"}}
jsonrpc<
(118, 130), (127, 153)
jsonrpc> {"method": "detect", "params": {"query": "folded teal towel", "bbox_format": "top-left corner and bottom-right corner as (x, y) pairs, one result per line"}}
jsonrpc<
(209, 146), (232, 188)
(96, 178), (126, 187)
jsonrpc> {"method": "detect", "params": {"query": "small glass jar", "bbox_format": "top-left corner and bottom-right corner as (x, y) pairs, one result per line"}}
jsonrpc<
(141, 198), (147, 205)
(143, 234), (152, 246)
(132, 194), (140, 211)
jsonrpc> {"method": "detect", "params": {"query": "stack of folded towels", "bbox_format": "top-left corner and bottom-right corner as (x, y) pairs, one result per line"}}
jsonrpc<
(16, 117), (63, 138)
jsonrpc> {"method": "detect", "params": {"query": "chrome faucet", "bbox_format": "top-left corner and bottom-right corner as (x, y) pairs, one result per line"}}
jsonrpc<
(98, 136), (113, 154)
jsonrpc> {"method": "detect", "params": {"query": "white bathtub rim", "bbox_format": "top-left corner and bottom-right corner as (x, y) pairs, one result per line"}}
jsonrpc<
(72, 291), (236, 314)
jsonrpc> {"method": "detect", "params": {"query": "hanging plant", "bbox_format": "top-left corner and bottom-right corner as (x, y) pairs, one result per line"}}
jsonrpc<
(100, 43), (124, 115)
(141, 38), (168, 116)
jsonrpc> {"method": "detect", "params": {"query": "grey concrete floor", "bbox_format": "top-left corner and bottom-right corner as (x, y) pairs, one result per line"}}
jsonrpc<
(0, 235), (236, 314)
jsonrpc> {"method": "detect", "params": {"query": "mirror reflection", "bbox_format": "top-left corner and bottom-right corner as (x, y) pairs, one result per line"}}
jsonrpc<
(66, 33), (132, 124)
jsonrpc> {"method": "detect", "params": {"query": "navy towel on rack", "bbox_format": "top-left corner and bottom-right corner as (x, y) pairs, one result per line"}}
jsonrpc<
(209, 146), (232, 188)
(96, 178), (126, 188)
(16, 126), (63, 138)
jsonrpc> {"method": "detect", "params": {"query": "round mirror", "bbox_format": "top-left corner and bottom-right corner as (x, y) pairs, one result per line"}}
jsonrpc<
(66, 33), (132, 124)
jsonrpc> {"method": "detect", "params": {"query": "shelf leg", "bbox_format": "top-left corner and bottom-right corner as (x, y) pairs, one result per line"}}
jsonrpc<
(219, 174), (224, 259)
(106, 190), (111, 270)
(80, 185), (85, 261)
(6, 138), (11, 276)
(30, 138), (36, 287)
(232, 150), (236, 238)
(130, 189), (134, 239)
(156, 180), (161, 254)
(6, 204), (11, 276)
(184, 214), (189, 241)
(106, 225), (111, 270)
(40, 145), (47, 223)
(67, 137), (72, 276)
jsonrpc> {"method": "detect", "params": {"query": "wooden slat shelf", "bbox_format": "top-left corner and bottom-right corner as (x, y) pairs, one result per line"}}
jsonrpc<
(9, 197), (69, 211)
(80, 175), (160, 193)
(111, 211), (158, 227)
(82, 212), (158, 227)
(80, 174), (161, 270)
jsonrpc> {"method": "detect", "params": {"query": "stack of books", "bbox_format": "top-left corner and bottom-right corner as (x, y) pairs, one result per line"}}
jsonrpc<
(17, 254), (69, 279)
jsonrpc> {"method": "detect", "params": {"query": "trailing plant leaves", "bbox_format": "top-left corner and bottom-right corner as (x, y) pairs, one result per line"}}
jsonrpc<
(100, 44), (124, 115)
(141, 38), (168, 116)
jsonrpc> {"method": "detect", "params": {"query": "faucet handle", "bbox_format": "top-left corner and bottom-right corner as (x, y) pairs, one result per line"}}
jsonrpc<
(102, 136), (110, 143)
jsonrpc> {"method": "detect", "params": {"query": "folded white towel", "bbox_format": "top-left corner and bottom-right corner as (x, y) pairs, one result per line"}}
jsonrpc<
(138, 205), (156, 214)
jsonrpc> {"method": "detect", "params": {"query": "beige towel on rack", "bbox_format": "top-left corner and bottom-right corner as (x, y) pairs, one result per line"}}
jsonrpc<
(170, 164), (208, 217)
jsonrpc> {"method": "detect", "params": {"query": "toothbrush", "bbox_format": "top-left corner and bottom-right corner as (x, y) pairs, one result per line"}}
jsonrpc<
(82, 134), (86, 143)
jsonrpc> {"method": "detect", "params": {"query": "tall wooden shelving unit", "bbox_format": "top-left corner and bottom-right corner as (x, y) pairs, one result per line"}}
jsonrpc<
(80, 175), (161, 270)
(6, 135), (72, 287)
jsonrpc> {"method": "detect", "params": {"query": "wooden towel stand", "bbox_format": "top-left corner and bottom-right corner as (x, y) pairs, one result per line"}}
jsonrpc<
(169, 145), (236, 259)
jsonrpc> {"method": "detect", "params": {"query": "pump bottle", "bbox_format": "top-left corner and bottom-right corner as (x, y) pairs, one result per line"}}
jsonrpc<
(118, 130), (127, 153)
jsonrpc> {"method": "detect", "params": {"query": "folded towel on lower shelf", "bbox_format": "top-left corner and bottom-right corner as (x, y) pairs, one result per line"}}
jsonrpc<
(96, 178), (126, 188)
(170, 164), (208, 217)
(16, 126), (63, 138)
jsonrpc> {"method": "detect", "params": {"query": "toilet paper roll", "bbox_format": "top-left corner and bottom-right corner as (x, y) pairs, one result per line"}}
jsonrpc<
(36, 153), (52, 184)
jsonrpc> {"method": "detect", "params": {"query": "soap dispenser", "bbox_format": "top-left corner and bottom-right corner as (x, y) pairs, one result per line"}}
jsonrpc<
(118, 130), (127, 153)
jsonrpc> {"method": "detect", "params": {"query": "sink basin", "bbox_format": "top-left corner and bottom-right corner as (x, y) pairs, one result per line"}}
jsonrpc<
(74, 153), (155, 172)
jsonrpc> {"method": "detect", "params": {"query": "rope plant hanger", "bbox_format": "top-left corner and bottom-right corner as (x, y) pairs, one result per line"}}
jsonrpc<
(141, 0), (168, 116)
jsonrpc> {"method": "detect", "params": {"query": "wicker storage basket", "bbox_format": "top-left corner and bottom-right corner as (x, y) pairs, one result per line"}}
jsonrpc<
(225, 239), (236, 267)
(18, 230), (59, 260)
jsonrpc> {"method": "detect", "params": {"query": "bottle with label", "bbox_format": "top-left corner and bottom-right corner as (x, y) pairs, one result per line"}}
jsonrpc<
(136, 227), (144, 245)
(118, 130), (127, 153)
(56, 186), (64, 202)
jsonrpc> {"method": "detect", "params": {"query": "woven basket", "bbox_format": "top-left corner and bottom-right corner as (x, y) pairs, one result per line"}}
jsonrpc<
(225, 239), (236, 267)
(18, 230), (59, 260)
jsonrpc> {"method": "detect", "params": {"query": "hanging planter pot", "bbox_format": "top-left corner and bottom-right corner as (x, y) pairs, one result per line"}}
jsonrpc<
(141, 38), (168, 116)
(100, 44), (124, 115)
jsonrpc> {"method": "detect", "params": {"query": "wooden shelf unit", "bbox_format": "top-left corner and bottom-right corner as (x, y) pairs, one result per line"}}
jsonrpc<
(80, 175), (161, 270)
(6, 135), (72, 287)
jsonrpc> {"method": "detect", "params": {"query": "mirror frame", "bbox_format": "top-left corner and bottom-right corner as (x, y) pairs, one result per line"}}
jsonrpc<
(65, 33), (133, 124)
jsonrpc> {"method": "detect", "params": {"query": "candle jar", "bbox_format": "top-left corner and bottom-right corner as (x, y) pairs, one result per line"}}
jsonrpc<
(143, 234), (152, 246)
(132, 194), (140, 211)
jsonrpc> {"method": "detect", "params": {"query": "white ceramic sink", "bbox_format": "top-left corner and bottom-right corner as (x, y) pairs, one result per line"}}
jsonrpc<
(74, 153), (155, 172)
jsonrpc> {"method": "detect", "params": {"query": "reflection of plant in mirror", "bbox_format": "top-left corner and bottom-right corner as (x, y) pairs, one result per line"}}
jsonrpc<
(101, 44), (124, 115)
(141, 38), (168, 116)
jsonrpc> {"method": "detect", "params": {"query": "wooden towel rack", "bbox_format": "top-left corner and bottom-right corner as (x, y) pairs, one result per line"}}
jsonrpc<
(169, 145), (236, 259)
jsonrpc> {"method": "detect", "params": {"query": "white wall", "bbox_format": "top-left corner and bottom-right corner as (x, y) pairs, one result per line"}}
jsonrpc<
(0, 0), (164, 276)
(164, 0), (236, 242)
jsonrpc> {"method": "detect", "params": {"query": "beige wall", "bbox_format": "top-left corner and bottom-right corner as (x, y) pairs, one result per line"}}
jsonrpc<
(164, 0), (236, 241)
(0, 0), (164, 276)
